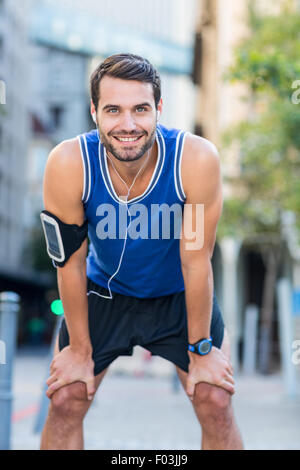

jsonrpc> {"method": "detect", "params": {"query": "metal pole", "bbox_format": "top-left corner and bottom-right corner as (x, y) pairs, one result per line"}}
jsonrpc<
(0, 292), (20, 450)
(242, 304), (258, 374)
(220, 238), (242, 372)
(277, 278), (297, 397)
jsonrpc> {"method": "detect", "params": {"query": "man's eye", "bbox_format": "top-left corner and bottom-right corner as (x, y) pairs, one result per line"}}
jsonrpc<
(108, 108), (118, 113)
(136, 107), (146, 112)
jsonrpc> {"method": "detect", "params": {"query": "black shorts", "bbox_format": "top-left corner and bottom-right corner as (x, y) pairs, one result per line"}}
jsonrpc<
(58, 278), (225, 376)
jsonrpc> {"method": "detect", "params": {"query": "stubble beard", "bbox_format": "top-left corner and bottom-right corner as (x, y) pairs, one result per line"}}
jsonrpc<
(99, 126), (157, 163)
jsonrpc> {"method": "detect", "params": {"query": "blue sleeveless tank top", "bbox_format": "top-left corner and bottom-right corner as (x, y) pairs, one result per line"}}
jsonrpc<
(78, 123), (188, 298)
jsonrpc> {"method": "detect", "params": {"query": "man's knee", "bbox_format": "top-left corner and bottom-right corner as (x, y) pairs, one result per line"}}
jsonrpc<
(193, 382), (231, 418)
(50, 381), (90, 421)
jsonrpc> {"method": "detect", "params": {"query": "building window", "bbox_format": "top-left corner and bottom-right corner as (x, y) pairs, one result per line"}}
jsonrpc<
(194, 124), (204, 137)
(50, 106), (64, 129)
(192, 32), (202, 86)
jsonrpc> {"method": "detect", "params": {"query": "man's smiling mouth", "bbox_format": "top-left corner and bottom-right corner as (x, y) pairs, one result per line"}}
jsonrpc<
(113, 135), (144, 143)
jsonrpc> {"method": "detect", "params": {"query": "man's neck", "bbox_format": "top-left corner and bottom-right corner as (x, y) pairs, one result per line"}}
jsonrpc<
(106, 141), (157, 184)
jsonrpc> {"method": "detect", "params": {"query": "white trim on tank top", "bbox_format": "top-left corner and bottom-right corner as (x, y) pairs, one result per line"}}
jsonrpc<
(78, 135), (91, 204)
(173, 130), (188, 202)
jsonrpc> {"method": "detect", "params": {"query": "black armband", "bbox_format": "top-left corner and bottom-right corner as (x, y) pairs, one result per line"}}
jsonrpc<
(40, 210), (88, 267)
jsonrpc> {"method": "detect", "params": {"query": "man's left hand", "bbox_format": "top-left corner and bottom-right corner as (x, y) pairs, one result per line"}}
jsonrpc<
(186, 346), (235, 400)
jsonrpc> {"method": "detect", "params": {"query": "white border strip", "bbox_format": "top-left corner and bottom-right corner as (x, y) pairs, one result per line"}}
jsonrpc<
(78, 136), (87, 202)
(178, 132), (187, 201)
(98, 141), (118, 203)
(174, 131), (185, 202)
(83, 135), (91, 204)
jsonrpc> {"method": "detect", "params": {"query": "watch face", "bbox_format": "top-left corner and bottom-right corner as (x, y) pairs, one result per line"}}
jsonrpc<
(199, 340), (211, 355)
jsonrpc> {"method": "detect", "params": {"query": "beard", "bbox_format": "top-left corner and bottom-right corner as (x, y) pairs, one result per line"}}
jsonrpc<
(98, 125), (157, 162)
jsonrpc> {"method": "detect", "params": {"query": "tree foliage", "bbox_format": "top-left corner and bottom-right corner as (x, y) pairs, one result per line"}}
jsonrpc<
(218, 0), (300, 244)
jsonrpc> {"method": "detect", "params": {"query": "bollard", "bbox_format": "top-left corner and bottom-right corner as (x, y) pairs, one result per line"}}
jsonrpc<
(277, 278), (297, 397)
(242, 304), (258, 375)
(34, 300), (64, 434)
(0, 292), (20, 450)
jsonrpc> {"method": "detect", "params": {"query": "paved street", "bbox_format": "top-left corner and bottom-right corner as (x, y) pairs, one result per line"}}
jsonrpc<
(9, 346), (300, 450)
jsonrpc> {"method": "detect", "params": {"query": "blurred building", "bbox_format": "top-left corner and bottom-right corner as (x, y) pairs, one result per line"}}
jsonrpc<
(0, 0), (30, 269)
(0, 0), (46, 279)
(24, 46), (91, 230)
(29, 46), (90, 144)
(0, 0), (55, 346)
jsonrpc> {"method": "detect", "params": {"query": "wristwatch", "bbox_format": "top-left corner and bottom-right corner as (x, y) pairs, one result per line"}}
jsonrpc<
(188, 337), (212, 356)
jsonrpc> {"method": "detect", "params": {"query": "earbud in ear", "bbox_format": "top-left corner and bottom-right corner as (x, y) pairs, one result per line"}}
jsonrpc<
(92, 112), (97, 124)
(157, 110), (160, 120)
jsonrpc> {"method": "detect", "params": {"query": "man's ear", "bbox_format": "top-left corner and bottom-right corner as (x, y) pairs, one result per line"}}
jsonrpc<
(91, 101), (97, 125)
(157, 98), (163, 120)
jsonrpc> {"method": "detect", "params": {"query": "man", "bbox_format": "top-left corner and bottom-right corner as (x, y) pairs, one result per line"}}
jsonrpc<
(40, 53), (243, 450)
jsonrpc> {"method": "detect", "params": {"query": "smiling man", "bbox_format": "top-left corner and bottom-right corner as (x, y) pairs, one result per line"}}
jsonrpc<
(40, 53), (243, 450)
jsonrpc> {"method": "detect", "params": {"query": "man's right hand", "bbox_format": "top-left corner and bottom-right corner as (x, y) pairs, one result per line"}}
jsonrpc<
(46, 345), (95, 401)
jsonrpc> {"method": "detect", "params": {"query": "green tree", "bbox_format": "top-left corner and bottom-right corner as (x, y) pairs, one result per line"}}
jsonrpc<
(218, 0), (300, 373)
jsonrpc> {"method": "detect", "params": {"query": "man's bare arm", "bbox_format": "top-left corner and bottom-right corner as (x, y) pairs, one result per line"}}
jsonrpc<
(180, 134), (234, 397)
(180, 135), (222, 342)
(43, 139), (95, 399)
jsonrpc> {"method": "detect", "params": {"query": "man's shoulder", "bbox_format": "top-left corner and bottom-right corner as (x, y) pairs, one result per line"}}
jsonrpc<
(181, 133), (221, 199)
(184, 133), (219, 163)
(48, 128), (98, 163)
(182, 132), (220, 176)
(45, 137), (84, 198)
(159, 124), (218, 157)
(47, 137), (82, 172)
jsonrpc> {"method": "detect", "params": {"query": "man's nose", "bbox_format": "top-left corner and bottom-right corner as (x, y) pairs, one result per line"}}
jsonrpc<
(119, 111), (136, 132)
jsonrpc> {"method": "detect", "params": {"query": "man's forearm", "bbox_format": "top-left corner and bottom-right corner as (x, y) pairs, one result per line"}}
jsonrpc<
(57, 264), (92, 354)
(182, 259), (214, 344)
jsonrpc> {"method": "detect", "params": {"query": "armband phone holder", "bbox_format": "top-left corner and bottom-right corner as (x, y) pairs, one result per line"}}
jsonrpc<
(40, 210), (88, 267)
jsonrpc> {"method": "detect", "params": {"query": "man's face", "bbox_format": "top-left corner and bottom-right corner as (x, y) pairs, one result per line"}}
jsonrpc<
(93, 76), (161, 162)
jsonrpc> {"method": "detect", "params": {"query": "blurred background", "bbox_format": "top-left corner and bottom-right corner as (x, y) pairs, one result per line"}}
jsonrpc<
(0, 0), (300, 450)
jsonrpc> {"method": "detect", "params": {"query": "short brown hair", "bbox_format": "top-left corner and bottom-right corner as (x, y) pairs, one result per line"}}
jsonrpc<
(90, 53), (161, 110)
